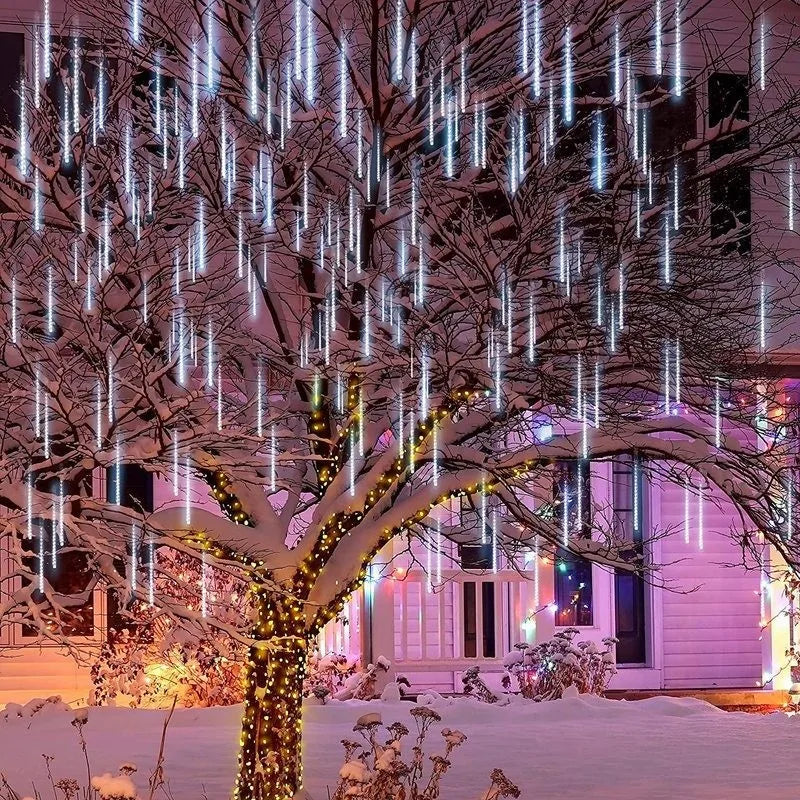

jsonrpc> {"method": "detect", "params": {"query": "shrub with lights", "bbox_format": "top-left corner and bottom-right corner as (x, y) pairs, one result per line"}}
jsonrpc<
(502, 629), (617, 701)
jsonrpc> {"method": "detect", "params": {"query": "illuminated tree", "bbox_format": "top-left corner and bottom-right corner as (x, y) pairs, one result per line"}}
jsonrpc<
(0, 0), (799, 797)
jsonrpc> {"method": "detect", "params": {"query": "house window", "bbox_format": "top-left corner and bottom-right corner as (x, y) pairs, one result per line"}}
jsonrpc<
(21, 479), (95, 638)
(458, 491), (500, 570)
(0, 31), (24, 211)
(0, 31), (23, 129)
(636, 76), (698, 228)
(462, 580), (497, 658)
(708, 73), (750, 253)
(106, 464), (153, 638)
(553, 460), (593, 627)
(555, 76), (617, 244)
(612, 454), (647, 664)
(459, 543), (494, 570)
(21, 541), (95, 637)
(45, 37), (105, 124)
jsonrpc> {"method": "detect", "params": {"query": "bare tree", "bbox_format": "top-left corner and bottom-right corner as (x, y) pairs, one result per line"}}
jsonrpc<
(0, 0), (799, 796)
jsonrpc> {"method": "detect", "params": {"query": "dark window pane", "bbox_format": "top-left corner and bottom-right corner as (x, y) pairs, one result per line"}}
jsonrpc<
(615, 572), (646, 663)
(553, 460), (594, 626)
(106, 463), (154, 512)
(459, 543), (494, 570)
(553, 460), (591, 535)
(612, 453), (643, 547)
(708, 73), (751, 253)
(463, 581), (477, 658)
(107, 465), (153, 636)
(481, 582), (496, 658)
(22, 492), (94, 638)
(637, 76), (696, 158)
(554, 548), (593, 627)
(0, 32), (24, 212)
(555, 76), (617, 243)
(0, 32), (23, 129)
(709, 73), (750, 151)
(636, 75), (698, 228)
(612, 454), (647, 664)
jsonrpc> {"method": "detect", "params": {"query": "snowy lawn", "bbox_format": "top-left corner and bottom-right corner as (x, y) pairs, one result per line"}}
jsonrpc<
(1, 694), (799, 799)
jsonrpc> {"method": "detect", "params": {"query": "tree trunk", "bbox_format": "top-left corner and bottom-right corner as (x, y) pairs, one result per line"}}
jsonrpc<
(234, 630), (308, 800)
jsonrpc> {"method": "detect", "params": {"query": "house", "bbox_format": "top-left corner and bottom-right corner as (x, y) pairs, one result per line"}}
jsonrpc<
(0, 0), (799, 706)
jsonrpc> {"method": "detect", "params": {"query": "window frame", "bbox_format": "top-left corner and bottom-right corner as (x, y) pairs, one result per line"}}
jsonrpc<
(553, 459), (595, 628)
(611, 453), (650, 666)
(459, 577), (501, 660)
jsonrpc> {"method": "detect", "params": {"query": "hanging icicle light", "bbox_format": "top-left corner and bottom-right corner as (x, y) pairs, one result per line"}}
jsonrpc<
(654, 0), (662, 74)
(683, 480), (691, 543)
(613, 17), (621, 103)
(527, 291), (536, 362)
(409, 28), (417, 100)
(43, 0), (51, 80)
(200, 553), (208, 617)
(131, 0), (141, 42)
(492, 508), (498, 573)
(394, 0), (404, 82)
(563, 26), (573, 125)
(697, 484), (704, 550)
(674, 0), (682, 95)
(521, 0), (529, 73)
(130, 523), (138, 592)
(595, 112), (603, 190)
(339, 40), (348, 138)
(184, 454), (192, 524)
(305, 3), (314, 103)
(270, 424), (277, 490)
(533, 0), (541, 96)
(206, 0), (215, 90)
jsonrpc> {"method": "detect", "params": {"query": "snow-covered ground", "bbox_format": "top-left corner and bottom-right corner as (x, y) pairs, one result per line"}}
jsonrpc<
(1, 693), (798, 799)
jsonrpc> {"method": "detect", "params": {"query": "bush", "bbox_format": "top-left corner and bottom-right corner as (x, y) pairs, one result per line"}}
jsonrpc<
(303, 651), (359, 701)
(502, 628), (617, 701)
(330, 707), (520, 799)
(90, 623), (243, 709)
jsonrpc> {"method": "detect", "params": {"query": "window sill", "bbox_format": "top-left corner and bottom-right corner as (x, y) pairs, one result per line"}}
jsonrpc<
(555, 625), (600, 631)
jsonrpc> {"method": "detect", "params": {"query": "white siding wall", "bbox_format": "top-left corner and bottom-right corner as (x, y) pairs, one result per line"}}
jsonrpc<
(657, 477), (763, 689)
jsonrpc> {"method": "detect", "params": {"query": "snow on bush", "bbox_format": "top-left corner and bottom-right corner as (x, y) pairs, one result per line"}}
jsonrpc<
(333, 655), (409, 701)
(91, 550), (247, 709)
(461, 666), (507, 705)
(330, 707), (520, 799)
(90, 773), (138, 799)
(94, 551), (371, 709)
(1, 696), (71, 720)
(502, 628), (617, 701)
(90, 622), (244, 709)
(303, 651), (360, 702)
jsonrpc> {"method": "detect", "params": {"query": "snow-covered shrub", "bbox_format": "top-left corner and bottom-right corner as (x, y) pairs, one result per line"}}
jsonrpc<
(461, 666), (506, 704)
(330, 708), (520, 799)
(502, 628), (617, 701)
(90, 622), (243, 708)
(91, 549), (246, 709)
(303, 651), (359, 701)
(334, 655), (406, 701)
(90, 773), (138, 800)
(1, 696), (71, 720)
